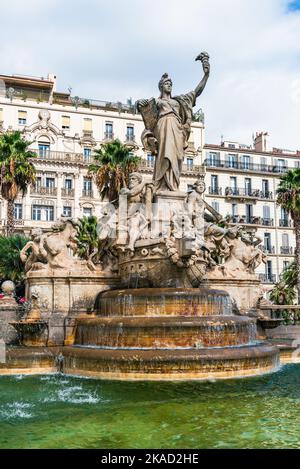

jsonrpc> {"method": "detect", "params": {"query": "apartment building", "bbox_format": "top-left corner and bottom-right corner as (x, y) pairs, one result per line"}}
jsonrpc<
(203, 132), (299, 286)
(0, 72), (204, 231)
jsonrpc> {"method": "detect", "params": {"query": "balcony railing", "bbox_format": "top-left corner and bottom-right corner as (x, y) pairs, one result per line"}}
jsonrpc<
(280, 246), (295, 255)
(82, 189), (93, 198)
(31, 186), (57, 196)
(225, 187), (273, 199)
(103, 132), (114, 141)
(61, 188), (75, 197)
(209, 187), (222, 195)
(228, 215), (274, 226)
(33, 150), (95, 165)
(279, 219), (293, 227)
(125, 134), (136, 143)
(259, 245), (275, 254)
(204, 159), (289, 174)
(83, 130), (93, 137)
(259, 274), (277, 284)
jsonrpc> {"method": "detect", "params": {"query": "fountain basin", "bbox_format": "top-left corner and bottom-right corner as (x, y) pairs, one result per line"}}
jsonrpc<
(62, 344), (279, 381)
(10, 321), (48, 347)
(97, 288), (232, 317)
(74, 315), (257, 348)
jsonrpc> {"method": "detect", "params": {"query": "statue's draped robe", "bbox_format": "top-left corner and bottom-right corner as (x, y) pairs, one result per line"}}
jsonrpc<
(152, 91), (196, 191)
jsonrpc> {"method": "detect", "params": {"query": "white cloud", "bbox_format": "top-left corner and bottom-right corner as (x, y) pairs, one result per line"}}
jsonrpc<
(0, 0), (299, 149)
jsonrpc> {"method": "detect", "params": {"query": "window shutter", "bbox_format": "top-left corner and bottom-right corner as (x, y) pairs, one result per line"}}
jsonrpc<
(62, 116), (70, 128)
(84, 118), (92, 131)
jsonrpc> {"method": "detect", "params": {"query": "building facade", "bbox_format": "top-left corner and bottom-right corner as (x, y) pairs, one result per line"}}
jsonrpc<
(0, 73), (298, 287)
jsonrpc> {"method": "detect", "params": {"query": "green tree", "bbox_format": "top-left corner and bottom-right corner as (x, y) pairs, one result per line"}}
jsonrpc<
(0, 131), (36, 235)
(277, 169), (300, 300)
(89, 139), (141, 202)
(0, 234), (29, 283)
(76, 216), (100, 260)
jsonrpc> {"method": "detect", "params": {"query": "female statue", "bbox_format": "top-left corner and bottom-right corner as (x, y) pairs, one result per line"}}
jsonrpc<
(137, 52), (210, 192)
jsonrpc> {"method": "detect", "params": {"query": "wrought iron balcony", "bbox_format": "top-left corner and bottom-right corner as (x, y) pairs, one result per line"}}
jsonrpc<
(279, 219), (292, 227)
(83, 130), (93, 137)
(31, 186), (57, 196)
(228, 215), (274, 226)
(33, 149), (94, 165)
(225, 187), (260, 198)
(259, 245), (275, 254)
(61, 188), (75, 197)
(125, 134), (136, 143)
(259, 274), (277, 284)
(204, 159), (289, 174)
(103, 131), (114, 141)
(209, 187), (222, 195)
(280, 246), (295, 255)
(82, 189), (93, 198)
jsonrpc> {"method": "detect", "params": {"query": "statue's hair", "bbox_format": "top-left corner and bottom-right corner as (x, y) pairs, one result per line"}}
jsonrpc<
(158, 73), (172, 93)
(130, 172), (143, 183)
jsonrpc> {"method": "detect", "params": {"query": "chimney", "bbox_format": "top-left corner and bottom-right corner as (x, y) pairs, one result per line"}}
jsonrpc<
(254, 132), (269, 152)
(47, 73), (57, 92)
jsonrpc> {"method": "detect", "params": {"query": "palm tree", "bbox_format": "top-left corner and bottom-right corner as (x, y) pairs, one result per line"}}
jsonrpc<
(277, 169), (300, 299)
(0, 234), (29, 283)
(0, 131), (36, 235)
(88, 139), (141, 202)
(76, 216), (100, 260)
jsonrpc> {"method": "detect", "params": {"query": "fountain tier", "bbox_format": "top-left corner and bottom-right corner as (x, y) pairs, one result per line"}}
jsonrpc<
(64, 288), (279, 380)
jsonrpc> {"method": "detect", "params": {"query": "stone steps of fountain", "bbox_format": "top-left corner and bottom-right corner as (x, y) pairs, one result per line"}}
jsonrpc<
(62, 344), (279, 381)
(97, 288), (231, 317)
(74, 315), (257, 348)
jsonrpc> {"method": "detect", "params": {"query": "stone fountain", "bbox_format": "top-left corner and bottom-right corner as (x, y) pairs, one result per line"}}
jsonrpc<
(16, 52), (279, 380)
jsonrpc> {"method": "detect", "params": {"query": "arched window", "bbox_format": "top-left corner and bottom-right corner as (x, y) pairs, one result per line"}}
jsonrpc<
(38, 137), (50, 157)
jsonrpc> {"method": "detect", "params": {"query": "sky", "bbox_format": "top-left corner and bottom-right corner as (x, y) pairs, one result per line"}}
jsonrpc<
(0, 0), (300, 150)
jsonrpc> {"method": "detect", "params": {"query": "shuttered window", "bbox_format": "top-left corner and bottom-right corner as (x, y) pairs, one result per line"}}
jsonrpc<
(18, 110), (27, 125)
(62, 115), (70, 130)
(83, 118), (92, 132)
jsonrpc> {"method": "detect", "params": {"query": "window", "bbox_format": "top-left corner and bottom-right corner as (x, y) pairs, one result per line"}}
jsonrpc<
(228, 144), (236, 149)
(295, 161), (300, 168)
(64, 179), (72, 190)
(0, 108), (3, 122)
(245, 178), (252, 196)
(262, 179), (269, 196)
(46, 177), (55, 188)
(62, 115), (70, 130)
(32, 205), (54, 221)
(211, 201), (219, 212)
(83, 207), (92, 217)
(147, 153), (155, 166)
(211, 175), (218, 193)
(276, 159), (286, 172)
(260, 157), (267, 170)
(207, 152), (220, 167)
(105, 122), (113, 137)
(245, 204), (253, 223)
(83, 178), (92, 192)
(14, 203), (23, 220)
(263, 205), (271, 220)
(83, 118), (92, 133)
(38, 141), (50, 157)
(35, 176), (42, 188)
(282, 233), (289, 247)
(126, 125), (134, 140)
(63, 206), (72, 217)
(230, 176), (237, 192)
(186, 157), (193, 168)
(231, 204), (237, 217)
(18, 110), (27, 125)
(283, 261), (290, 270)
(241, 155), (250, 170)
(265, 260), (273, 280)
(264, 233), (271, 251)
(226, 154), (237, 168)
(84, 148), (91, 157)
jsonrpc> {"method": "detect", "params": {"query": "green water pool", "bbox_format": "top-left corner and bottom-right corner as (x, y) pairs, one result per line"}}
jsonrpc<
(1, 364), (300, 449)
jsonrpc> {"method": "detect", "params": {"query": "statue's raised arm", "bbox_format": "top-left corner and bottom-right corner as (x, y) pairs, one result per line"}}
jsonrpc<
(194, 52), (210, 98)
(137, 53), (210, 192)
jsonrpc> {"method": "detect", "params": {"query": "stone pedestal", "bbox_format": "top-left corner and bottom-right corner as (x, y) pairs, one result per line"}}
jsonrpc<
(24, 272), (120, 346)
(0, 299), (19, 345)
(204, 278), (262, 313)
(151, 190), (187, 238)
